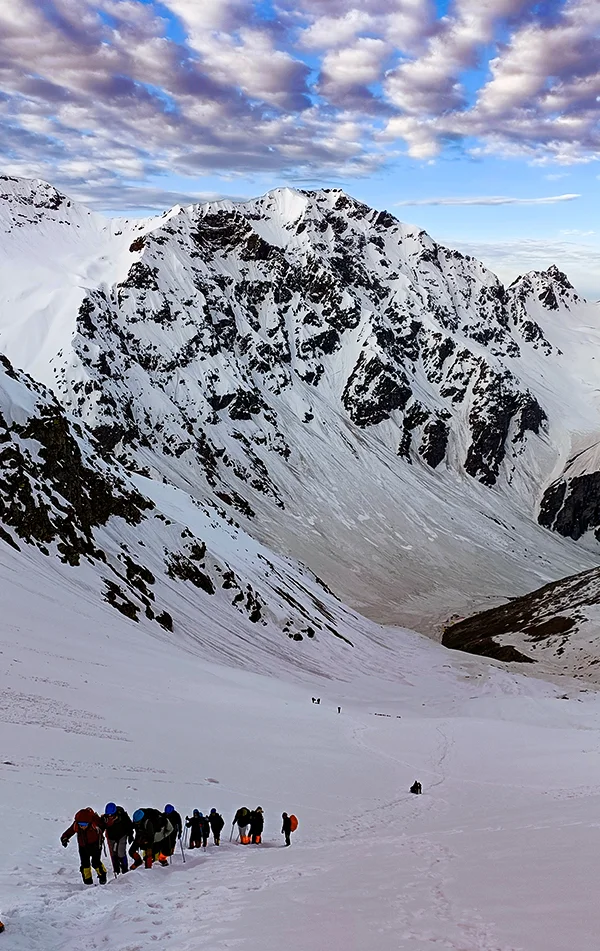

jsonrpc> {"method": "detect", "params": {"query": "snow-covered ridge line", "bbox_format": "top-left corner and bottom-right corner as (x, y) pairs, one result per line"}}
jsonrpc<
(443, 561), (600, 676)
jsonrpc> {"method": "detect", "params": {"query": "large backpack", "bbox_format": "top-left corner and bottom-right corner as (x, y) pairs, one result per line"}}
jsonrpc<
(289, 815), (298, 833)
(235, 807), (250, 825)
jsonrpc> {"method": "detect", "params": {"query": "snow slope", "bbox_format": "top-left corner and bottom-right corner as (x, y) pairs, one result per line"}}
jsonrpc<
(1, 177), (600, 632)
(2, 536), (600, 951)
(0, 352), (376, 672)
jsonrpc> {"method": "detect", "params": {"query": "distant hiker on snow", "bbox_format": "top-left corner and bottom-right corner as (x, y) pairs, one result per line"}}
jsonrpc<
(281, 812), (297, 847)
(185, 810), (203, 849)
(164, 804), (182, 856)
(209, 808), (224, 845)
(233, 806), (251, 844)
(130, 808), (172, 868)
(249, 807), (264, 844)
(410, 781), (422, 795)
(61, 807), (107, 885)
(102, 802), (133, 875)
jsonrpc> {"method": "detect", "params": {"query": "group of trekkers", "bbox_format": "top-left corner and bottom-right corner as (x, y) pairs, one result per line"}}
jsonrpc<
(60, 803), (298, 885)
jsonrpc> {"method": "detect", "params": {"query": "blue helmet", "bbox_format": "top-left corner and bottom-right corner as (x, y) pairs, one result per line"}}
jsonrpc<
(193, 809), (200, 817)
(210, 808), (217, 814)
(133, 809), (145, 823)
(198, 812), (204, 817)
(164, 804), (175, 814)
(104, 802), (117, 816)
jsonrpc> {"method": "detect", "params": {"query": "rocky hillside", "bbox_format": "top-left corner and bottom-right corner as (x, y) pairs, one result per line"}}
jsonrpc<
(1, 176), (600, 632)
(0, 351), (372, 674)
(442, 564), (600, 678)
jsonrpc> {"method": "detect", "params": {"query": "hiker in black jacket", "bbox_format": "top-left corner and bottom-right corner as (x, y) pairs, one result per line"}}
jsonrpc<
(281, 813), (292, 847)
(130, 808), (172, 868)
(250, 807), (264, 844)
(185, 810), (203, 849)
(102, 803), (133, 874)
(199, 813), (210, 848)
(164, 804), (182, 855)
(233, 806), (251, 843)
(209, 809), (224, 845)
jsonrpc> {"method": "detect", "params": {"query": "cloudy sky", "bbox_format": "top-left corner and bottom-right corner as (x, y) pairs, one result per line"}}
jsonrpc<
(2, 0), (599, 294)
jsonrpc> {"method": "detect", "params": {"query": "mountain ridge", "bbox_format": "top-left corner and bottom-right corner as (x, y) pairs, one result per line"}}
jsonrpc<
(1, 174), (599, 642)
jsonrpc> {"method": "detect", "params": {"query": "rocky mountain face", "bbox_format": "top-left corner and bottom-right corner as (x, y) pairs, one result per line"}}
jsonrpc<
(1, 175), (600, 636)
(52, 189), (553, 495)
(442, 563), (600, 679)
(0, 350), (366, 673)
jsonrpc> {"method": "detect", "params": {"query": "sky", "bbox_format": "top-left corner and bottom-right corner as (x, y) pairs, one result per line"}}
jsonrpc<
(1, 0), (599, 296)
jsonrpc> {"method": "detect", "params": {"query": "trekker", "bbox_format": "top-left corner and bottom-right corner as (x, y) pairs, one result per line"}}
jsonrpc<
(233, 806), (251, 844)
(410, 780), (422, 795)
(61, 807), (107, 885)
(199, 813), (210, 848)
(164, 804), (182, 856)
(130, 808), (172, 868)
(281, 812), (297, 847)
(209, 808), (224, 845)
(185, 810), (203, 849)
(250, 807), (264, 844)
(102, 803), (133, 875)
(0, 920), (4, 933)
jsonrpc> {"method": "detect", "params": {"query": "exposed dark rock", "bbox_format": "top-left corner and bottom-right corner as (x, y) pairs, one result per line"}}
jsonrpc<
(343, 353), (411, 427)
(420, 417), (449, 468)
(166, 552), (215, 594)
(540, 472), (600, 540)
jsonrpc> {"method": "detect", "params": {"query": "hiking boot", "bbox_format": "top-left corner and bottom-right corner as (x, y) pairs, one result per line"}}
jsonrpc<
(96, 864), (107, 885)
(80, 866), (93, 885)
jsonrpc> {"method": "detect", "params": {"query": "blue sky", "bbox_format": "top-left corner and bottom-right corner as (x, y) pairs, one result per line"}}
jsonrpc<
(1, 0), (599, 294)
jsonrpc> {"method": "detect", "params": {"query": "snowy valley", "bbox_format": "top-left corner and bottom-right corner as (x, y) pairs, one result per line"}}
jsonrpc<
(2, 175), (600, 950)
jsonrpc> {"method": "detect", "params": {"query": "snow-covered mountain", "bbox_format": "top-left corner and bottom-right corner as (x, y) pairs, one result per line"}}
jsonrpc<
(1, 174), (600, 635)
(0, 350), (380, 676)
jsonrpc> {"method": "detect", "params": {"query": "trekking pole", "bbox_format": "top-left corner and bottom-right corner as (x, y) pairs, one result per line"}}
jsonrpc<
(229, 823), (234, 842)
(103, 832), (117, 880)
(179, 834), (186, 864)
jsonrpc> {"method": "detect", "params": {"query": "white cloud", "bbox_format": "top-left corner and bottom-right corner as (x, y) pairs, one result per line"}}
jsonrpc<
(395, 194), (581, 206)
(0, 0), (598, 206)
(448, 236), (600, 300)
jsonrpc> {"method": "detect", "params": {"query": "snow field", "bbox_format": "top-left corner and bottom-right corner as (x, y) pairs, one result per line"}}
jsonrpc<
(2, 543), (600, 950)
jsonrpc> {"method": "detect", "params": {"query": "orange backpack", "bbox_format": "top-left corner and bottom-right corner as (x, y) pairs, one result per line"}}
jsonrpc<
(289, 815), (298, 833)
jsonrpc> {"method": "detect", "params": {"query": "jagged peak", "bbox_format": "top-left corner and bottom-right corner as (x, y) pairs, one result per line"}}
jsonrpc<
(510, 264), (575, 291)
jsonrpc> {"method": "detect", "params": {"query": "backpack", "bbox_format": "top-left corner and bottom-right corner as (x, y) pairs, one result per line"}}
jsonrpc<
(235, 807), (250, 825)
(289, 815), (298, 833)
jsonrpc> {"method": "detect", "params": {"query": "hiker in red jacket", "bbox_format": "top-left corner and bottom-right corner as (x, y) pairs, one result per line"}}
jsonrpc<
(61, 808), (107, 884)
